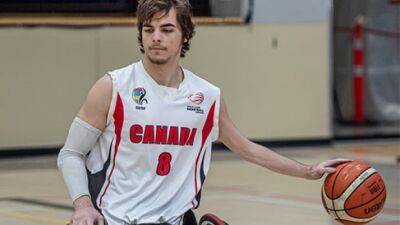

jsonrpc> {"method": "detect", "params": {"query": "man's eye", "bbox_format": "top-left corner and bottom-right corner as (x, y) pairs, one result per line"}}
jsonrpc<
(163, 29), (173, 33)
(144, 29), (153, 33)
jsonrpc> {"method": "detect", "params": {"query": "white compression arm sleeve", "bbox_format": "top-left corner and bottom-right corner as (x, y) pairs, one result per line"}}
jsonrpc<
(57, 117), (102, 202)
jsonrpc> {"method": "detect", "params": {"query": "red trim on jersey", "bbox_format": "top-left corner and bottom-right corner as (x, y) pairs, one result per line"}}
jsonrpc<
(192, 101), (216, 207)
(99, 93), (124, 208)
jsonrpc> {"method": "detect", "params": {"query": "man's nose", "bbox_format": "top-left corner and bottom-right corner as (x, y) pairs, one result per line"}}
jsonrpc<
(152, 30), (162, 43)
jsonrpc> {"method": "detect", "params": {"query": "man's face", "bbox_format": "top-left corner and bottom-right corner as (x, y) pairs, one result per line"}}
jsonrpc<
(142, 8), (183, 65)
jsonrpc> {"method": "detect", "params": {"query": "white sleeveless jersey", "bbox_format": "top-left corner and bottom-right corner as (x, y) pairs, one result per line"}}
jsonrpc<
(85, 61), (220, 225)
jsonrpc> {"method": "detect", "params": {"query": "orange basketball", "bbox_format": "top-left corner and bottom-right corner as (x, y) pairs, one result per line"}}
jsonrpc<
(321, 161), (386, 225)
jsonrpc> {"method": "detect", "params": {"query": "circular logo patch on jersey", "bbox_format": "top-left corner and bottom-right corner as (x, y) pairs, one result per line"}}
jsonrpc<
(188, 92), (204, 105)
(132, 87), (148, 105)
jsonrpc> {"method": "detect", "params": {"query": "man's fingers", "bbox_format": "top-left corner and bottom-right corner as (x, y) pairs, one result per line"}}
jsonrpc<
(325, 158), (353, 166)
(84, 218), (94, 225)
(70, 207), (102, 225)
(324, 167), (336, 174)
(310, 159), (353, 179)
(96, 216), (105, 225)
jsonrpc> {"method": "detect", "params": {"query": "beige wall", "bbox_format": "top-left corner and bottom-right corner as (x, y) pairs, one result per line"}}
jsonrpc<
(0, 28), (98, 149)
(0, 23), (331, 149)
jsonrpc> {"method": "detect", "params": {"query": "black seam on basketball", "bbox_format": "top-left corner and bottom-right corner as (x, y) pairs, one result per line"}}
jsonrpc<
(341, 189), (386, 219)
(324, 186), (386, 212)
(343, 171), (378, 208)
(331, 163), (352, 218)
(337, 218), (374, 223)
(333, 166), (372, 200)
(321, 187), (329, 211)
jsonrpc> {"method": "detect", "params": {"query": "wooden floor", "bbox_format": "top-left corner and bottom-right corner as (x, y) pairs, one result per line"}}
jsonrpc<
(0, 142), (399, 225)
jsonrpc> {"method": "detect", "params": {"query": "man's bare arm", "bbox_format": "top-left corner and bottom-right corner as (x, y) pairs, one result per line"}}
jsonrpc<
(218, 97), (350, 180)
(58, 75), (112, 225)
(77, 75), (113, 130)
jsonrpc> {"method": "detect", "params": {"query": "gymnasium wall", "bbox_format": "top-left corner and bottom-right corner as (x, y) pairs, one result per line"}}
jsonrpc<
(0, 23), (330, 149)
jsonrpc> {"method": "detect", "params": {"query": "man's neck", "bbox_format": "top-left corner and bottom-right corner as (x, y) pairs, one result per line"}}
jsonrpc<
(142, 57), (183, 88)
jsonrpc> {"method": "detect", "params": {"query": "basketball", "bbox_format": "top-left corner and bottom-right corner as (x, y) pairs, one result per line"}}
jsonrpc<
(321, 161), (386, 224)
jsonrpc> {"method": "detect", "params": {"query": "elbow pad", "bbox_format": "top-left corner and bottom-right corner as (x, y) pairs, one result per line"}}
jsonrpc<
(57, 117), (102, 202)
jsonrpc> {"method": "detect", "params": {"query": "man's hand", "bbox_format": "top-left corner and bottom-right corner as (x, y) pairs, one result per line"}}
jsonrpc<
(307, 158), (353, 180)
(70, 195), (105, 225)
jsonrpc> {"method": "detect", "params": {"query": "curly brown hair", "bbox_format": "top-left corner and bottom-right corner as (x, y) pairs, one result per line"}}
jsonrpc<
(137, 0), (195, 57)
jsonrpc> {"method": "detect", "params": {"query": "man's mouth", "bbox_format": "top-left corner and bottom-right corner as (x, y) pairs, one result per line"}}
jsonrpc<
(150, 47), (166, 51)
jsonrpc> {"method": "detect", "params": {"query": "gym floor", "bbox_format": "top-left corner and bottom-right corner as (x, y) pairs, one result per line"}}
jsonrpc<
(0, 142), (399, 225)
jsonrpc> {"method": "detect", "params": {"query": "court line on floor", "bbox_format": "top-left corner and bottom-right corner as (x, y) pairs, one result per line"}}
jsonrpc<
(0, 210), (67, 225)
(209, 193), (399, 221)
(371, 221), (400, 225)
(206, 185), (400, 211)
(0, 197), (72, 211)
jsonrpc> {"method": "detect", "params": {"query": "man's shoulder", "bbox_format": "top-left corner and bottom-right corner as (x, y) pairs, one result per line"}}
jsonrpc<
(184, 68), (219, 92)
(107, 61), (138, 77)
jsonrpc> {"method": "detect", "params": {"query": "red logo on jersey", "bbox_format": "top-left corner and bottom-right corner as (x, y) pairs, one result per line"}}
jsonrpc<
(130, 124), (197, 146)
(188, 92), (204, 105)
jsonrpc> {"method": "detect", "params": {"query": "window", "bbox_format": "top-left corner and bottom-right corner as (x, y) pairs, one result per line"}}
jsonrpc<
(0, 0), (212, 16)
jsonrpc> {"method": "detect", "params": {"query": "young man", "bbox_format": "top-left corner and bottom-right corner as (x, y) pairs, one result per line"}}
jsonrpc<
(57, 1), (349, 225)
